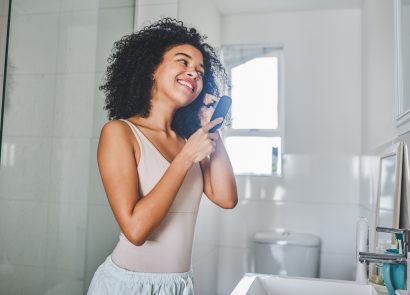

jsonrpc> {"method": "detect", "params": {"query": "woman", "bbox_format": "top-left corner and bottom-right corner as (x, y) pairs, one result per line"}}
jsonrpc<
(87, 18), (238, 295)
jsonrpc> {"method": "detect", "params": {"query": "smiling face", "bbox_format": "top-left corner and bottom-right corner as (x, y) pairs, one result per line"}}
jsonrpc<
(151, 44), (205, 108)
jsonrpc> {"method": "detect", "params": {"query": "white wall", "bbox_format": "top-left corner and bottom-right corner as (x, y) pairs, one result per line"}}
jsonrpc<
(217, 9), (362, 294)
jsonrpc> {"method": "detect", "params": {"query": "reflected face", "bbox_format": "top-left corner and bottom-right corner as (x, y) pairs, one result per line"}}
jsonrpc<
(152, 44), (204, 107)
(200, 93), (218, 126)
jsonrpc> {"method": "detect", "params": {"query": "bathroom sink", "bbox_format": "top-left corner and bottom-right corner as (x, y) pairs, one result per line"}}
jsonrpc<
(231, 273), (380, 295)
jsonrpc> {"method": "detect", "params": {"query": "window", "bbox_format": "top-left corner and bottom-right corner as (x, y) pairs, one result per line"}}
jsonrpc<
(221, 45), (284, 176)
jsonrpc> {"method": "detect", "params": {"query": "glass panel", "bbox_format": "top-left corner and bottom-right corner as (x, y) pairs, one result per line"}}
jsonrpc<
(377, 155), (396, 244)
(225, 136), (281, 175)
(0, 2), (134, 294)
(231, 56), (278, 129)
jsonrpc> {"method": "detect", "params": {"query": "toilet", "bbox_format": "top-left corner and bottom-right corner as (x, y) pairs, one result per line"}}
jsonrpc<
(253, 230), (321, 278)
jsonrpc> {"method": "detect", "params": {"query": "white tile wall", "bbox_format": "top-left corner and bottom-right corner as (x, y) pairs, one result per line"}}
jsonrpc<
(320, 252), (356, 280)
(0, 265), (47, 295)
(0, 137), (52, 201)
(43, 269), (84, 295)
(84, 204), (119, 274)
(3, 74), (56, 137)
(135, 3), (178, 30)
(94, 7), (135, 73)
(218, 199), (261, 248)
(192, 249), (218, 295)
(53, 74), (96, 137)
(234, 155), (361, 205)
(192, 196), (223, 262)
(11, 0), (60, 15)
(57, 11), (99, 74)
(8, 13), (59, 74)
(0, 200), (48, 266)
(217, 246), (253, 295)
(60, 0), (134, 12)
(46, 202), (87, 272)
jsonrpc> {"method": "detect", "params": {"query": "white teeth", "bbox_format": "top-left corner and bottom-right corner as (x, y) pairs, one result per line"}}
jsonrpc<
(178, 80), (194, 91)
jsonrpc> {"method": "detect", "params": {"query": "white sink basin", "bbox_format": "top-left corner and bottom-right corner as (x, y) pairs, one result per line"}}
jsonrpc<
(231, 273), (379, 295)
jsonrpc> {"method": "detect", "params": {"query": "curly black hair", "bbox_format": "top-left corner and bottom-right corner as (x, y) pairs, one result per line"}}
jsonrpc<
(99, 18), (229, 139)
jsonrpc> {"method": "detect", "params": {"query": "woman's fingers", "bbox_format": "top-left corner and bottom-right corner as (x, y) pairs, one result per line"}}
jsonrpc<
(183, 119), (222, 162)
(203, 117), (223, 132)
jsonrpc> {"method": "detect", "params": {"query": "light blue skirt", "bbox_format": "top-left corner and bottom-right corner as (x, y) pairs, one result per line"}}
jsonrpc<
(87, 256), (195, 295)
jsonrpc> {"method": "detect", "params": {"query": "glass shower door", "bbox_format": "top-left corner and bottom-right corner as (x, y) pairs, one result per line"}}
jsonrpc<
(0, 1), (134, 294)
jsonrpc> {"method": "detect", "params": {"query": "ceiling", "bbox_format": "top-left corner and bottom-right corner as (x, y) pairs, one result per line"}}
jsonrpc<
(213, 0), (363, 15)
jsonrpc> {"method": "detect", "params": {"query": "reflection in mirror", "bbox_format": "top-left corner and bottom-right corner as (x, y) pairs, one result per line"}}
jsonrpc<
(178, 0), (364, 291)
(369, 142), (403, 283)
(372, 142), (404, 279)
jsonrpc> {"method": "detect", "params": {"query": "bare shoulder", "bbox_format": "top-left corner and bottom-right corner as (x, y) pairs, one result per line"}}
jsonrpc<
(98, 119), (140, 162)
(100, 119), (131, 138)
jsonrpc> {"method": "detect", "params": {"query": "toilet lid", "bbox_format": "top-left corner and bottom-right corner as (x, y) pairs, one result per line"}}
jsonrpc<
(253, 230), (321, 247)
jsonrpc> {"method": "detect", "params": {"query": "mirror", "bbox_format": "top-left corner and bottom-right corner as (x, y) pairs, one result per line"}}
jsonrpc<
(395, 0), (410, 129)
(374, 142), (403, 249)
(172, 0), (386, 291)
(371, 142), (404, 281)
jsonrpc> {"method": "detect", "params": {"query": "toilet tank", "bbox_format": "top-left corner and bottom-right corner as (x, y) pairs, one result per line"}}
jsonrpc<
(253, 230), (321, 278)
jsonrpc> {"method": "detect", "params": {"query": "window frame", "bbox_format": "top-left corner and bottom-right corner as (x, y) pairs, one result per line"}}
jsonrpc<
(220, 45), (285, 177)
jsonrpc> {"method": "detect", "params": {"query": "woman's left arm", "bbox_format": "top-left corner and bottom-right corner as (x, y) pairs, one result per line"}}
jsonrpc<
(200, 133), (238, 209)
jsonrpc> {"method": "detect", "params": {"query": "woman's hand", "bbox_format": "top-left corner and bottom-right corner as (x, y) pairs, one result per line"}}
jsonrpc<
(180, 118), (223, 163)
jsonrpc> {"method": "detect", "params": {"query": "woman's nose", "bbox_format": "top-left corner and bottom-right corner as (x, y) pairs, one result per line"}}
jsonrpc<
(186, 70), (199, 80)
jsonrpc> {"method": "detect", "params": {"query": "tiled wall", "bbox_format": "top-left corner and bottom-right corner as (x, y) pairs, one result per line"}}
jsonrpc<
(135, 0), (178, 30)
(0, 1), (134, 294)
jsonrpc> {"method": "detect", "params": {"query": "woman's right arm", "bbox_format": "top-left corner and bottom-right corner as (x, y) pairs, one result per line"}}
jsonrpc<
(97, 119), (221, 246)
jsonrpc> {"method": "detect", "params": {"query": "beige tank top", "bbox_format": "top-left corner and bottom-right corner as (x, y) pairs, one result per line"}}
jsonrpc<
(110, 119), (204, 273)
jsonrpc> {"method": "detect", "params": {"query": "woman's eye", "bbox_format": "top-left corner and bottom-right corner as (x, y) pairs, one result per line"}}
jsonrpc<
(178, 59), (188, 66)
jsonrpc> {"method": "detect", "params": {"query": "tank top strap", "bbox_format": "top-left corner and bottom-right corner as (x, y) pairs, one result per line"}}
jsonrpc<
(118, 119), (145, 155)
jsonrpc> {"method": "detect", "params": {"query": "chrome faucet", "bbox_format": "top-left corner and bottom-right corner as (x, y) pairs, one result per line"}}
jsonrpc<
(359, 227), (409, 265)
